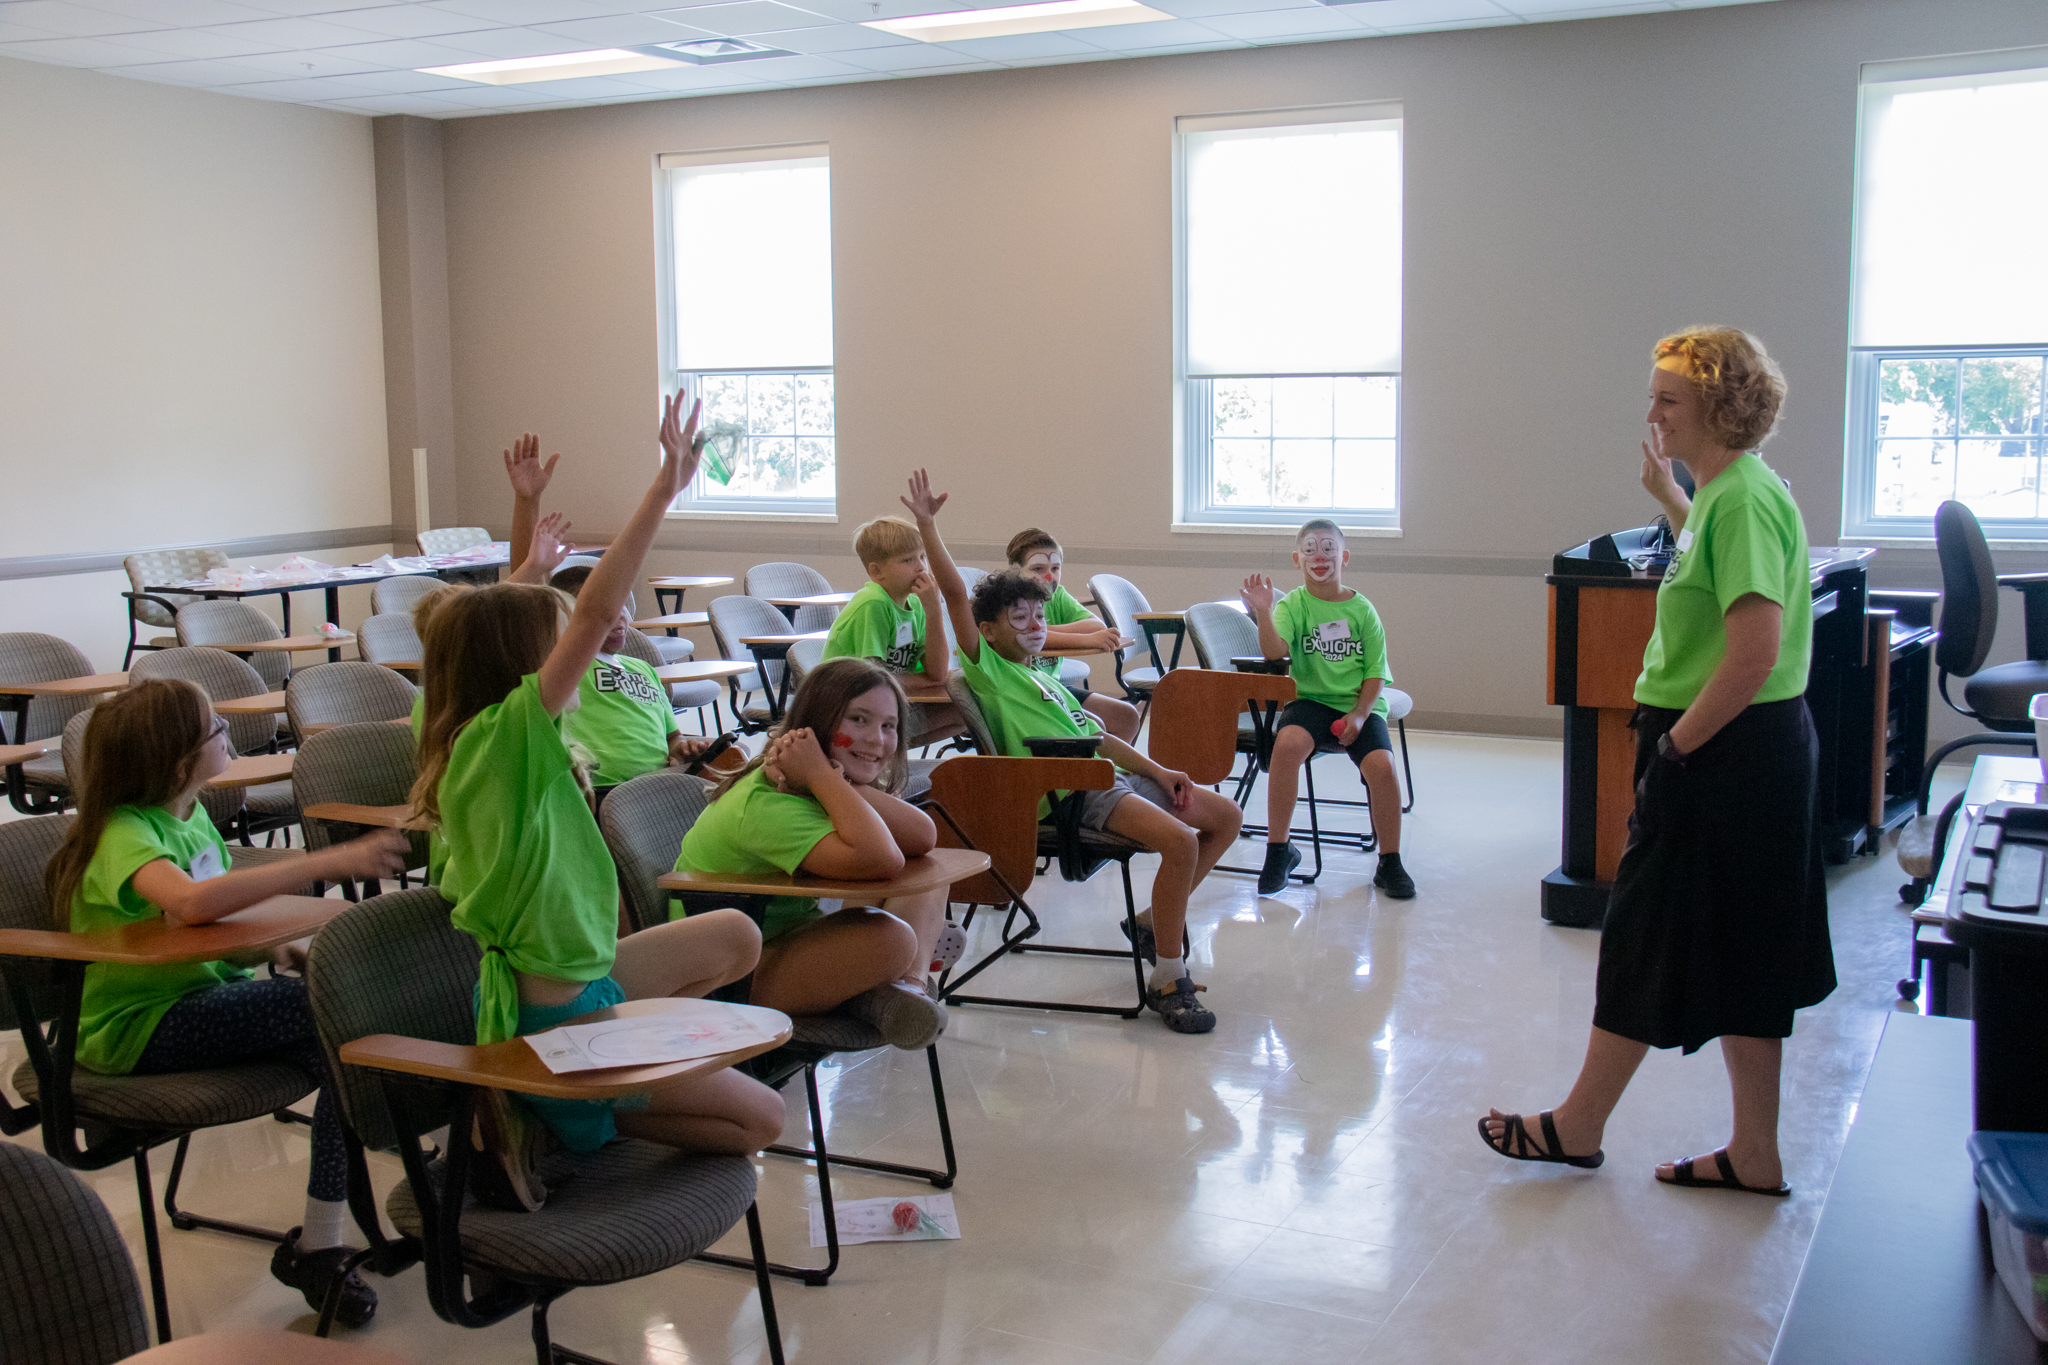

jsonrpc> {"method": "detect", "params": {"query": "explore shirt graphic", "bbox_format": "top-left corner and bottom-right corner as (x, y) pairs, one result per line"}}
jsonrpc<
(1270, 588), (1392, 716)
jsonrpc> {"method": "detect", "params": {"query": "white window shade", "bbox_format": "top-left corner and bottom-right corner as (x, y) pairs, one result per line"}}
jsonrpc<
(1183, 118), (1402, 377)
(1854, 66), (2048, 348)
(671, 155), (833, 370)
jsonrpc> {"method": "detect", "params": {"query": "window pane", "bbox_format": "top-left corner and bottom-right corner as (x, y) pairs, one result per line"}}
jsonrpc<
(1334, 439), (1397, 510)
(1334, 376), (1398, 438)
(672, 157), (833, 370)
(1213, 439), (1269, 506)
(1272, 378), (1334, 439)
(1271, 439), (1333, 506)
(1959, 356), (2043, 440)
(689, 372), (834, 501)
(1213, 379), (1269, 437)
(1874, 437), (1953, 518)
(1956, 436), (2039, 520)
(794, 373), (835, 435)
(1878, 358), (1957, 440)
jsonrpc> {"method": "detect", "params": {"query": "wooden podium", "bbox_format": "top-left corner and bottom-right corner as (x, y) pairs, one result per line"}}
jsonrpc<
(1542, 546), (1884, 928)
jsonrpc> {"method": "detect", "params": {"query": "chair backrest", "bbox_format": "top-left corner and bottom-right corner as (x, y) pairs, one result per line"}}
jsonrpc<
(959, 565), (989, 594)
(1935, 499), (2000, 678)
(745, 561), (831, 600)
(60, 709), (242, 832)
(130, 646), (272, 755)
(788, 637), (827, 687)
(293, 723), (428, 866)
(0, 633), (96, 745)
(357, 613), (425, 667)
(0, 814), (76, 1032)
(0, 1141), (149, 1365)
(1146, 668), (1295, 785)
(123, 548), (230, 629)
(597, 769), (716, 933)
(615, 627), (665, 672)
(287, 661), (418, 735)
(175, 601), (287, 690)
(370, 574), (442, 618)
(1185, 601), (1258, 671)
(708, 595), (795, 694)
(416, 527), (489, 557)
(927, 755), (1113, 905)
(305, 885), (478, 1152)
(1087, 573), (1152, 667)
(943, 673), (999, 755)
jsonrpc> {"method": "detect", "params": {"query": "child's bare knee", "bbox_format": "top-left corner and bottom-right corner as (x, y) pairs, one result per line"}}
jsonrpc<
(1271, 727), (1314, 763)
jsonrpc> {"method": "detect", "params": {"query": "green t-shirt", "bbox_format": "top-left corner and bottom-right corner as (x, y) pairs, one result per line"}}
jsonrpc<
(1636, 453), (1813, 709)
(571, 654), (678, 787)
(823, 582), (927, 673)
(672, 768), (841, 943)
(72, 804), (251, 1075)
(409, 695), (447, 886)
(1269, 588), (1392, 715)
(438, 673), (619, 1045)
(957, 643), (1103, 816)
(1032, 585), (1092, 679)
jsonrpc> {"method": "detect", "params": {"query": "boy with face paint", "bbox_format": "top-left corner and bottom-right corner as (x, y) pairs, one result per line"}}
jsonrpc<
(548, 565), (714, 787)
(912, 474), (1244, 1035)
(1004, 528), (1141, 743)
(1240, 518), (1413, 899)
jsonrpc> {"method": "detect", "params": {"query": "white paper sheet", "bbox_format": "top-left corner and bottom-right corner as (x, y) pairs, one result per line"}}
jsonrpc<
(808, 1193), (960, 1247)
(522, 1003), (784, 1074)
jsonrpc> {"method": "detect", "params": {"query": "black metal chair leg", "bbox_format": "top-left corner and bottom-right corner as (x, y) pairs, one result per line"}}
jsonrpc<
(133, 1150), (174, 1345)
(746, 1203), (787, 1365)
(0, 1089), (37, 1136)
(1396, 717), (1415, 812)
(699, 1063), (838, 1285)
(163, 1132), (289, 1243)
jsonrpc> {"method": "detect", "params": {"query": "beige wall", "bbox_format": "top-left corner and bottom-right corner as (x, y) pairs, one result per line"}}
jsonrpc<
(0, 55), (391, 670)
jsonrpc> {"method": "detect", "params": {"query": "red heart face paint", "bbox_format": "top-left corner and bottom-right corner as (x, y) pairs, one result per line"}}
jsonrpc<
(832, 733), (854, 748)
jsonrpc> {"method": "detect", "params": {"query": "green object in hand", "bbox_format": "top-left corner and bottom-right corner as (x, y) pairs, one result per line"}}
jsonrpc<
(692, 421), (746, 485)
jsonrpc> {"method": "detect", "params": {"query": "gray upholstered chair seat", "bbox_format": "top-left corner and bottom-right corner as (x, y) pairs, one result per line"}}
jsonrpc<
(241, 781), (299, 818)
(1961, 660), (2048, 730)
(20, 752), (66, 791)
(0, 1141), (150, 1364)
(1057, 657), (1091, 690)
(1121, 665), (1161, 691)
(902, 758), (936, 805)
(1036, 824), (1148, 860)
(667, 678), (721, 712)
(649, 635), (694, 664)
(384, 1143), (756, 1286)
(13, 1058), (309, 1129)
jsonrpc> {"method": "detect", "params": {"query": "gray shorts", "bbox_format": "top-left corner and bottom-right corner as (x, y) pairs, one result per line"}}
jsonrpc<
(1078, 772), (1173, 830)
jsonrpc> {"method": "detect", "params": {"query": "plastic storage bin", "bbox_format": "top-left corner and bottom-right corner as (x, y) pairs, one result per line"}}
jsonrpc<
(1967, 1130), (2048, 1341)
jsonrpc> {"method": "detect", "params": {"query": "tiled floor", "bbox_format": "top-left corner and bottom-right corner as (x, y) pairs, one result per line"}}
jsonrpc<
(0, 732), (1949, 1363)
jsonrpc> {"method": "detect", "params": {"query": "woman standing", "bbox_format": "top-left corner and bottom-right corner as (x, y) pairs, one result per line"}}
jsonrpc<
(1479, 326), (1835, 1196)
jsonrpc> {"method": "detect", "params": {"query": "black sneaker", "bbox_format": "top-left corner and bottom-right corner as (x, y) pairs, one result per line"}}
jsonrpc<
(1374, 854), (1416, 899)
(1257, 842), (1301, 895)
(1119, 917), (1157, 965)
(271, 1227), (377, 1328)
(1145, 976), (1216, 1034)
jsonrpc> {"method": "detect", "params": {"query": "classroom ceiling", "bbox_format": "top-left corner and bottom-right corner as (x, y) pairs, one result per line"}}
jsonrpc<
(0, 0), (1779, 119)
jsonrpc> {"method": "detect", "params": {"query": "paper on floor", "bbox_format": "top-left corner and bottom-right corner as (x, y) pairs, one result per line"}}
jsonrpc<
(809, 1193), (960, 1247)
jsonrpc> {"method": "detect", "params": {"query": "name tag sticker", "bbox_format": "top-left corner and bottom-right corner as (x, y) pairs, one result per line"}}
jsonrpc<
(188, 846), (226, 882)
(1316, 620), (1352, 644)
(895, 621), (914, 648)
(1677, 528), (1695, 552)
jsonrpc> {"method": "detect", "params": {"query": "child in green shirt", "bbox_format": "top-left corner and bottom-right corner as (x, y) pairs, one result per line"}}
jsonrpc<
(411, 410), (783, 1208)
(1240, 517), (1413, 899)
(912, 471), (1244, 1035)
(823, 514), (962, 746)
(673, 656), (950, 1049)
(1004, 527), (1140, 743)
(548, 563), (713, 787)
(41, 678), (408, 1325)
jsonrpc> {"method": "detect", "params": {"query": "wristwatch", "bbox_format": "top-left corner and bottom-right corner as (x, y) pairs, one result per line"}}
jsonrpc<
(1656, 732), (1689, 767)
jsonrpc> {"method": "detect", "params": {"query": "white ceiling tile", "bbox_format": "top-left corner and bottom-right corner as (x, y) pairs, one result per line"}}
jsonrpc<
(0, 17), (64, 42)
(998, 49), (1131, 66)
(213, 0), (395, 13)
(528, 12), (715, 44)
(1493, 0), (1666, 13)
(1321, 0), (1507, 23)
(1083, 17), (1224, 48)
(228, 72), (391, 97)
(0, 32), (174, 63)
(321, 64), (482, 90)
(2, 0), (156, 35)
(607, 58), (783, 88)
(932, 30), (1115, 59)
(420, 23), (596, 56)
(84, 25), (282, 58)
(753, 0), (957, 22)
(1147, 0), (1331, 18)
(1372, 11), (1520, 29)
(221, 46), (388, 74)
(1198, 6), (1368, 39)
(319, 91), (473, 113)
(830, 43), (995, 70)
(319, 35), (510, 65)
(422, 79), (570, 103)
(655, 1), (835, 36)
(314, 3), (505, 37)
(426, 0), (618, 23)
(1115, 37), (1242, 53)
(210, 13), (403, 45)
(75, 0), (278, 23)
(98, 55), (283, 82)
(1508, 3), (1668, 17)
(702, 51), (862, 77)
(753, 22), (915, 53)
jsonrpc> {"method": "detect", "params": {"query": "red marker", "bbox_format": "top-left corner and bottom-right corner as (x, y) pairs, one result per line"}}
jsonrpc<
(832, 733), (854, 749)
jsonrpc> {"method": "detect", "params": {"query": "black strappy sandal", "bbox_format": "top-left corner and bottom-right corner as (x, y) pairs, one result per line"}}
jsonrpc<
(1656, 1148), (1790, 1197)
(1476, 1110), (1605, 1169)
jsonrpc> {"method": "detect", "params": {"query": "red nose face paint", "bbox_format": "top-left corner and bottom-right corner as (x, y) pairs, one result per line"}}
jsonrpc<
(832, 733), (854, 749)
(892, 1201), (920, 1233)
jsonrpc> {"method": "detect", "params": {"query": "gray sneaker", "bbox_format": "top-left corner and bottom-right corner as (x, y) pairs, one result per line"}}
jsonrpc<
(848, 981), (947, 1050)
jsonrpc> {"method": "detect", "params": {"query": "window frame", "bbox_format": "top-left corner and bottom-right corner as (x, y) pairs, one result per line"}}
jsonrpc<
(1171, 101), (1405, 535)
(654, 141), (838, 522)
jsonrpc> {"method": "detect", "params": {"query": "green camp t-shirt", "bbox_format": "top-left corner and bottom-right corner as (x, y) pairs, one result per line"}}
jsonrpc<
(957, 643), (1103, 816)
(672, 768), (841, 943)
(1636, 453), (1813, 709)
(411, 695), (447, 887)
(438, 673), (619, 1046)
(823, 582), (927, 673)
(72, 805), (251, 1075)
(571, 654), (678, 787)
(1269, 588), (1392, 715)
(1032, 585), (1093, 679)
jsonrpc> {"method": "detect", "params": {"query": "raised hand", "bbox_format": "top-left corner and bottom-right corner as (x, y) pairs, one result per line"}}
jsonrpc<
(900, 468), (948, 522)
(656, 389), (704, 503)
(503, 434), (560, 499)
(1641, 424), (1682, 505)
(530, 511), (571, 575)
(1240, 574), (1277, 615)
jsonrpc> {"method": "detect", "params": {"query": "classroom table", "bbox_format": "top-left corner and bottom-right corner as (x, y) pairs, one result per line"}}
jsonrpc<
(123, 1331), (409, 1364)
(207, 753), (294, 790)
(659, 846), (988, 902)
(213, 690), (288, 716)
(0, 671), (129, 813)
(633, 611), (710, 636)
(1129, 611), (1188, 670)
(299, 802), (430, 831)
(737, 632), (830, 723)
(648, 574), (735, 615)
(761, 591), (853, 625)
(211, 632), (356, 667)
(654, 659), (758, 685)
(374, 659), (422, 674)
(143, 545), (512, 639)
(0, 892), (342, 967)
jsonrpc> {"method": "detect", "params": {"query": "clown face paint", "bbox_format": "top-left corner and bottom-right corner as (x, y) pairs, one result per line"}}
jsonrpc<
(1297, 533), (1346, 584)
(1021, 550), (1062, 590)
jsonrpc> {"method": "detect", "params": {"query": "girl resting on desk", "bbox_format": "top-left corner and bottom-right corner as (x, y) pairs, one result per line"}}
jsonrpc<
(44, 678), (408, 1324)
(410, 394), (784, 1213)
(671, 656), (952, 1051)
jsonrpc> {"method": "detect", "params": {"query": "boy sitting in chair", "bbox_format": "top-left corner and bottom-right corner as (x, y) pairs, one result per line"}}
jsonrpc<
(1240, 518), (1414, 899)
(911, 470), (1242, 1034)
(1005, 527), (1140, 743)
(824, 514), (961, 744)
(550, 565), (709, 788)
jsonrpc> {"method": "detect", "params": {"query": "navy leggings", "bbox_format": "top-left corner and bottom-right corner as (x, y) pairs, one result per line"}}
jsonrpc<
(133, 975), (347, 1204)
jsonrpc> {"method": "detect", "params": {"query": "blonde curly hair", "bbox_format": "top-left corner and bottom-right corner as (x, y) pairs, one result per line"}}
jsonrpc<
(1653, 326), (1787, 451)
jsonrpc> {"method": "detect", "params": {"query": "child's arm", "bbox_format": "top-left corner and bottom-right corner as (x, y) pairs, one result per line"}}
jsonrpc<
(1240, 574), (1287, 661)
(510, 511), (571, 585)
(1045, 617), (1125, 653)
(911, 571), (949, 682)
(129, 830), (409, 927)
(503, 434), (560, 571)
(771, 729), (906, 879)
(536, 393), (699, 715)
(1336, 681), (1384, 746)
(904, 470), (978, 666)
(1097, 735), (1194, 814)
(854, 785), (937, 856)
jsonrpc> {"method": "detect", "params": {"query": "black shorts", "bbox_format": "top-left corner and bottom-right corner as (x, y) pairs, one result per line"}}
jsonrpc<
(1274, 699), (1391, 766)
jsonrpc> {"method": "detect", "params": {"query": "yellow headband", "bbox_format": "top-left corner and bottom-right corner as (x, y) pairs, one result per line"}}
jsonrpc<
(1655, 346), (1720, 385)
(1655, 352), (1692, 374)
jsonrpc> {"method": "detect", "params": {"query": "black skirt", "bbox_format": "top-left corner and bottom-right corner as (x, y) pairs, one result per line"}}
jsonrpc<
(1592, 698), (1836, 1054)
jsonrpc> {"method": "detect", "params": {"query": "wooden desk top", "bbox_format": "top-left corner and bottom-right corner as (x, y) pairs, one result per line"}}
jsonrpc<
(898, 677), (950, 704)
(0, 672), (128, 697)
(659, 846), (988, 900)
(341, 996), (793, 1101)
(633, 612), (710, 629)
(214, 690), (288, 715)
(738, 632), (830, 647)
(1131, 611), (1186, 623)
(298, 717), (409, 737)
(225, 633), (355, 652)
(647, 575), (734, 589)
(1036, 644), (1108, 658)
(654, 659), (757, 683)
(764, 591), (854, 607)
(375, 659), (422, 673)
(0, 742), (49, 766)
(208, 753), (294, 789)
(125, 1329), (410, 1365)
(301, 802), (431, 831)
(0, 894), (340, 966)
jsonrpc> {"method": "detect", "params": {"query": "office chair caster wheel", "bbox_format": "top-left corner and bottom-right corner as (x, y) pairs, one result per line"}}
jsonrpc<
(1897, 977), (1921, 1002)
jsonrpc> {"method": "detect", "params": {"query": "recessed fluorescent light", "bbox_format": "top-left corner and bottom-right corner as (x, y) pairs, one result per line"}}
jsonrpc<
(863, 0), (1174, 44)
(641, 38), (794, 65)
(418, 48), (687, 85)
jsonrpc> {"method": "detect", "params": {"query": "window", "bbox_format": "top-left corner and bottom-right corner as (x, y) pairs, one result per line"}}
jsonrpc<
(656, 143), (835, 518)
(1175, 104), (1403, 531)
(1844, 50), (2048, 540)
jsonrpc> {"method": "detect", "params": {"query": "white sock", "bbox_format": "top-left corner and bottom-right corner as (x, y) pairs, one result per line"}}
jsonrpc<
(1150, 954), (1187, 990)
(299, 1197), (348, 1252)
